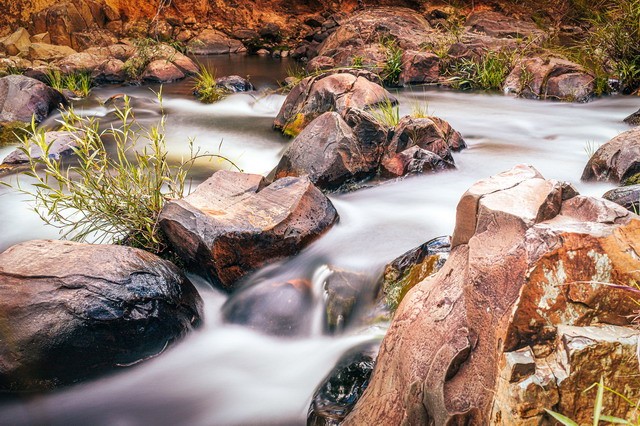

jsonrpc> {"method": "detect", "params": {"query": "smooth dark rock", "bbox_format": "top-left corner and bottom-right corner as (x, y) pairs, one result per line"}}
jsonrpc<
(582, 127), (640, 183)
(215, 75), (254, 92)
(323, 268), (371, 333)
(603, 184), (640, 212)
(0, 75), (66, 126)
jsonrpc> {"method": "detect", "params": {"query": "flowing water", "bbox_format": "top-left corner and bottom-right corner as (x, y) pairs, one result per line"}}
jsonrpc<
(0, 55), (637, 425)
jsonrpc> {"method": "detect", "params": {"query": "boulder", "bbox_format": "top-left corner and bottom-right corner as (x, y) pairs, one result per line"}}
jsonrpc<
(603, 184), (640, 212)
(222, 279), (312, 336)
(322, 267), (371, 333)
(273, 112), (383, 190)
(1, 28), (31, 56)
(398, 50), (440, 86)
(306, 55), (335, 74)
(0, 75), (66, 126)
(582, 127), (640, 183)
(465, 10), (545, 39)
(215, 75), (254, 92)
(141, 60), (185, 83)
(0, 240), (203, 391)
(2, 131), (80, 165)
(274, 70), (395, 137)
(624, 108), (640, 126)
(379, 146), (452, 178)
(30, 33), (51, 44)
(345, 165), (640, 425)
(56, 52), (107, 73)
(159, 171), (339, 290)
(187, 29), (245, 55)
(70, 29), (118, 51)
(27, 43), (77, 62)
(92, 58), (126, 83)
(504, 56), (595, 102)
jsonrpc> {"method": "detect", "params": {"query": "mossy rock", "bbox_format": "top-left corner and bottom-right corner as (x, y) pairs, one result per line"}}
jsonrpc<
(0, 122), (29, 146)
(624, 172), (640, 186)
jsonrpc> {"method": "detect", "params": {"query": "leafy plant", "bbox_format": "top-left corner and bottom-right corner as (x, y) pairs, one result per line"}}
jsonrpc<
(122, 37), (175, 80)
(370, 98), (400, 127)
(284, 63), (307, 86)
(380, 37), (404, 87)
(192, 65), (228, 103)
(351, 55), (365, 68)
(7, 90), (237, 253)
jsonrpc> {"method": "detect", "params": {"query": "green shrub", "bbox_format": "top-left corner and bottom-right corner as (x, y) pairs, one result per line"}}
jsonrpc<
(447, 50), (513, 91)
(7, 91), (237, 253)
(45, 69), (93, 97)
(193, 65), (229, 103)
(122, 38), (172, 80)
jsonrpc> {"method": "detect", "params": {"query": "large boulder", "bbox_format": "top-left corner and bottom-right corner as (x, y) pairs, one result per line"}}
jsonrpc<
(0, 75), (66, 126)
(141, 60), (185, 83)
(603, 184), (640, 212)
(159, 171), (339, 291)
(345, 165), (640, 425)
(398, 50), (440, 86)
(215, 75), (254, 92)
(0, 240), (203, 391)
(2, 131), (80, 165)
(187, 29), (246, 55)
(504, 56), (595, 102)
(582, 127), (640, 183)
(465, 10), (545, 39)
(27, 43), (77, 62)
(274, 70), (395, 137)
(273, 111), (383, 190)
(1, 28), (31, 56)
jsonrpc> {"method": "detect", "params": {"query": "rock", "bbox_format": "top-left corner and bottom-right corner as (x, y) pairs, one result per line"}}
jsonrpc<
(0, 75), (66, 126)
(259, 23), (282, 42)
(345, 165), (640, 425)
(273, 112), (382, 190)
(465, 10), (545, 39)
(170, 51), (199, 75)
(504, 56), (595, 102)
(256, 48), (270, 55)
(187, 29), (245, 55)
(377, 236), (450, 313)
(159, 171), (338, 290)
(69, 29), (118, 52)
(379, 146), (452, 178)
(92, 58), (126, 83)
(27, 43), (77, 62)
(306, 56), (335, 74)
(1, 28), (31, 56)
(222, 279), (312, 336)
(581, 127), (640, 183)
(603, 184), (640, 212)
(322, 267), (371, 333)
(141, 60), (185, 83)
(398, 50), (440, 86)
(56, 52), (107, 73)
(274, 70), (395, 137)
(85, 43), (135, 62)
(308, 342), (379, 426)
(0, 240), (203, 391)
(2, 131), (80, 165)
(215, 75), (254, 92)
(624, 108), (640, 126)
(30, 33), (51, 44)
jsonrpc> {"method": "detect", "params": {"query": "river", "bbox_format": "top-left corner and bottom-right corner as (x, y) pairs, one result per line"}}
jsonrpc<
(0, 55), (636, 425)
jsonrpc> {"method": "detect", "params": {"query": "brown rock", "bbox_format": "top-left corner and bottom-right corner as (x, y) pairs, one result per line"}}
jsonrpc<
(92, 58), (126, 83)
(56, 52), (107, 73)
(345, 165), (640, 425)
(603, 184), (640, 212)
(0, 240), (203, 391)
(624, 108), (640, 125)
(398, 50), (440, 86)
(141, 60), (185, 83)
(581, 127), (640, 183)
(187, 29), (245, 55)
(379, 146), (453, 178)
(158, 171), (339, 290)
(29, 32), (51, 44)
(274, 70), (394, 137)
(0, 75), (67, 126)
(306, 55), (335, 74)
(1, 28), (31, 56)
(465, 10), (545, 39)
(27, 43), (77, 62)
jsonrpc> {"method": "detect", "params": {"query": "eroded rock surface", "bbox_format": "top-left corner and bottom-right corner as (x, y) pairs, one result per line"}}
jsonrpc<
(345, 165), (640, 425)
(582, 127), (640, 183)
(0, 75), (66, 126)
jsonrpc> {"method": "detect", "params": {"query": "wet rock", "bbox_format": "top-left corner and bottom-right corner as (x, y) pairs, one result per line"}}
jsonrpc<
(308, 342), (379, 426)
(1, 28), (31, 56)
(222, 279), (312, 336)
(306, 56), (335, 74)
(27, 43), (77, 62)
(2, 131), (80, 165)
(379, 146), (452, 178)
(322, 268), (371, 333)
(159, 171), (339, 291)
(274, 70), (394, 137)
(377, 236), (450, 313)
(0, 240), (203, 391)
(603, 184), (640, 212)
(465, 10), (545, 39)
(582, 126), (640, 183)
(0, 75), (66, 126)
(187, 29), (245, 55)
(345, 165), (640, 425)
(504, 56), (595, 102)
(273, 112), (382, 190)
(92, 58), (126, 83)
(215, 75), (254, 92)
(398, 51), (440, 86)
(624, 108), (640, 126)
(141, 60), (185, 83)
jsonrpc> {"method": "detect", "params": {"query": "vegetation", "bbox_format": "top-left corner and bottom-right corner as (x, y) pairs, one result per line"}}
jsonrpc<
(7, 90), (236, 254)
(446, 50), (513, 91)
(284, 63), (307, 86)
(45, 69), (93, 97)
(0, 122), (29, 146)
(410, 100), (431, 119)
(122, 37), (177, 80)
(380, 38), (404, 87)
(351, 55), (365, 68)
(192, 65), (228, 103)
(370, 98), (400, 127)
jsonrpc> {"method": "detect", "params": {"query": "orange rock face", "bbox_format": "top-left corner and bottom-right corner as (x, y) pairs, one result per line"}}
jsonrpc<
(345, 165), (640, 425)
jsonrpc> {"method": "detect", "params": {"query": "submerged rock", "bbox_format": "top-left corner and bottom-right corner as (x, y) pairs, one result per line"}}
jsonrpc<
(0, 240), (203, 391)
(215, 75), (254, 92)
(0, 75), (66, 126)
(582, 126), (640, 183)
(159, 171), (338, 291)
(345, 165), (640, 425)
(322, 267), (372, 333)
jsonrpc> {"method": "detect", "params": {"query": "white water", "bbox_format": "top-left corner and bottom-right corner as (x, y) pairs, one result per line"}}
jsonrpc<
(0, 57), (638, 425)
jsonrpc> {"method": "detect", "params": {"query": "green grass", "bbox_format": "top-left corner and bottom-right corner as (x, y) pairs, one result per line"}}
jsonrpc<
(447, 50), (513, 91)
(370, 98), (400, 128)
(410, 101), (431, 119)
(193, 65), (228, 103)
(45, 69), (93, 97)
(380, 37), (404, 87)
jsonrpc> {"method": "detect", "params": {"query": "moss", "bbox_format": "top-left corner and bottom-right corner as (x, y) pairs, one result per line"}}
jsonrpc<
(383, 255), (439, 311)
(283, 113), (306, 137)
(0, 122), (29, 146)
(624, 173), (640, 186)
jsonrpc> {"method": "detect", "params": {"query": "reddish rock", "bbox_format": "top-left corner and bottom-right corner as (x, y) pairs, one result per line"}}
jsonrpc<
(159, 171), (338, 290)
(345, 165), (640, 424)
(398, 50), (440, 86)
(306, 55), (335, 74)
(187, 29), (245, 55)
(582, 127), (640, 183)
(56, 52), (107, 73)
(92, 58), (126, 83)
(380, 146), (453, 178)
(465, 10), (545, 39)
(274, 70), (394, 137)
(141, 60), (185, 83)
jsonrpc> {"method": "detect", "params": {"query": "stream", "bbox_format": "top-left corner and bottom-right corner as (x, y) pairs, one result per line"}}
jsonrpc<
(0, 55), (637, 425)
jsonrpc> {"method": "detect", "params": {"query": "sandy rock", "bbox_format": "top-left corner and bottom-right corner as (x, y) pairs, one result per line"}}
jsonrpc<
(0, 240), (203, 391)
(582, 126), (640, 183)
(345, 165), (640, 424)
(159, 171), (338, 290)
